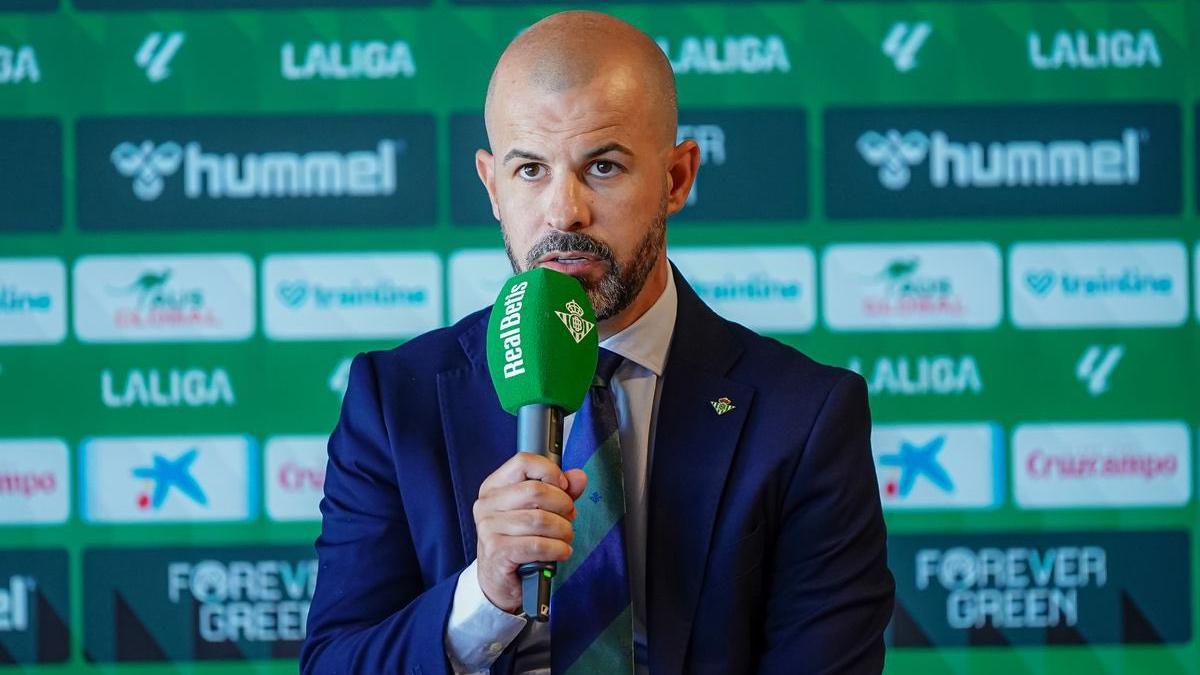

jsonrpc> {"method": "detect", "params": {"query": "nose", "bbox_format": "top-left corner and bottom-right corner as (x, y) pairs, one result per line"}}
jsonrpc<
(543, 172), (591, 232)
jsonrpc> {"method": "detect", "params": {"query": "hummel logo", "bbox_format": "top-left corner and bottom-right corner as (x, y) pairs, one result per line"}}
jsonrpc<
(136, 32), (185, 83)
(1076, 345), (1124, 396)
(882, 21), (931, 73)
(856, 130), (929, 190)
(110, 141), (183, 201)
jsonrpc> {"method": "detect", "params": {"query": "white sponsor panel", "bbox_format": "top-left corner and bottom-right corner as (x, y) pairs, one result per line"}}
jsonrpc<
(0, 439), (69, 525)
(0, 258), (66, 345)
(81, 435), (256, 523)
(263, 252), (441, 340)
(822, 242), (1002, 331)
(448, 249), (513, 323)
(73, 254), (254, 342)
(873, 423), (1002, 510)
(673, 246), (815, 332)
(1010, 240), (1187, 328)
(1013, 421), (1191, 508)
(265, 435), (327, 522)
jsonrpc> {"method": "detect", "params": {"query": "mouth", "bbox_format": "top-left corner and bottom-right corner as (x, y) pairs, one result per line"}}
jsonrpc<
(533, 251), (610, 276)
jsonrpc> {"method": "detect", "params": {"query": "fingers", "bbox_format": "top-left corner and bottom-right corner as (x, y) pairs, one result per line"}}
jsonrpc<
(478, 508), (574, 544)
(563, 468), (588, 501)
(479, 452), (567, 494)
(476, 478), (577, 519)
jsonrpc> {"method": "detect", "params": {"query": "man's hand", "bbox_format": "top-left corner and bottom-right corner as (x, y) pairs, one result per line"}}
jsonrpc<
(473, 454), (588, 613)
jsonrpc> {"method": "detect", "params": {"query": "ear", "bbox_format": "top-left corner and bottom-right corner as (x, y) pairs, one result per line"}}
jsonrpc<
(475, 148), (501, 222)
(664, 139), (701, 216)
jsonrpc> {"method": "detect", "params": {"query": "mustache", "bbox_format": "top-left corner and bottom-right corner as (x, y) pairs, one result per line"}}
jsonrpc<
(524, 231), (616, 268)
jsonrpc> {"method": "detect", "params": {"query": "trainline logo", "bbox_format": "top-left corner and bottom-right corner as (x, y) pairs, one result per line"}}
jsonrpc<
(857, 128), (1142, 191)
(110, 139), (401, 201)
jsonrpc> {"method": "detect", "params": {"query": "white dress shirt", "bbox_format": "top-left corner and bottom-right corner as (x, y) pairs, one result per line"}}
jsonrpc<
(445, 272), (678, 674)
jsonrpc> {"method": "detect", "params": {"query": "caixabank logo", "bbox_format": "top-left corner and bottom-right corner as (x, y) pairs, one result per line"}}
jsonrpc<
(825, 104), (1180, 218)
(449, 108), (806, 225)
(0, 549), (68, 664)
(888, 530), (1191, 647)
(83, 545), (315, 662)
(873, 423), (1002, 510)
(76, 115), (435, 231)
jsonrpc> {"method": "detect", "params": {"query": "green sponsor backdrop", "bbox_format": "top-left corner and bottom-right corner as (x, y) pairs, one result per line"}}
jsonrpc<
(0, 0), (1198, 672)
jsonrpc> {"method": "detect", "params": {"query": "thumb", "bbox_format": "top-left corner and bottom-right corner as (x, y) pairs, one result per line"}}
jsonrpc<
(563, 468), (588, 501)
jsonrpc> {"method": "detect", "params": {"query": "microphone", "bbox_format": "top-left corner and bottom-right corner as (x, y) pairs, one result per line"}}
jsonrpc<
(486, 267), (599, 621)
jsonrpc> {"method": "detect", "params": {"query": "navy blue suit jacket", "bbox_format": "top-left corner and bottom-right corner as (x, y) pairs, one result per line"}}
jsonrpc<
(300, 268), (895, 674)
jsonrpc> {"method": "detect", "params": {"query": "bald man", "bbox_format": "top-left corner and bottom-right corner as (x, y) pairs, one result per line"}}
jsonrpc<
(301, 11), (893, 675)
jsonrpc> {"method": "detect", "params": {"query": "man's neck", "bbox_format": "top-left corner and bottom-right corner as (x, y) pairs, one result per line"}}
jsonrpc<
(597, 255), (669, 340)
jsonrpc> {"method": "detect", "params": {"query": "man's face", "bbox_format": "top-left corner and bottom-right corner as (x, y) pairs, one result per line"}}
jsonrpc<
(477, 71), (671, 320)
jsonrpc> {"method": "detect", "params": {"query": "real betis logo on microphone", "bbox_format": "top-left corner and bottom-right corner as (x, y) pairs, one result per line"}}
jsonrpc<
(556, 299), (595, 344)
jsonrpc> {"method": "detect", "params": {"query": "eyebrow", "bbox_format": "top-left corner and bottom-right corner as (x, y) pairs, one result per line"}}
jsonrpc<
(501, 143), (634, 165)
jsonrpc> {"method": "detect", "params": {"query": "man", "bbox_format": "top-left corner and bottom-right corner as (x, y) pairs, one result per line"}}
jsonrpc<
(301, 10), (893, 674)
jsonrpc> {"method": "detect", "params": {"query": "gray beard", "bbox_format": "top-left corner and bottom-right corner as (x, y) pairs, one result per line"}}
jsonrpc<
(502, 201), (667, 321)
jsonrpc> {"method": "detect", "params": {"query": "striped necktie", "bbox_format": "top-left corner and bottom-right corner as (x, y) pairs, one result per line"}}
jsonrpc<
(550, 348), (633, 674)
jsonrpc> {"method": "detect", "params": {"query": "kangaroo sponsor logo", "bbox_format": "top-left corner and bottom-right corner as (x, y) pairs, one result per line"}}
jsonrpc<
(1014, 422), (1190, 508)
(0, 258), (65, 345)
(81, 436), (256, 524)
(263, 253), (441, 340)
(0, 45), (39, 84)
(265, 436), (327, 522)
(673, 247), (815, 332)
(655, 34), (790, 75)
(823, 243), (1001, 331)
(0, 439), (69, 525)
(825, 104), (1180, 218)
(282, 39), (416, 80)
(77, 115), (436, 231)
(1029, 29), (1162, 70)
(874, 423), (1002, 510)
(849, 354), (982, 396)
(74, 254), (254, 342)
(1010, 241), (1187, 328)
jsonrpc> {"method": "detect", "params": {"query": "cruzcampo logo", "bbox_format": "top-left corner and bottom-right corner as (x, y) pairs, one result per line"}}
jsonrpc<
(711, 396), (736, 415)
(556, 299), (595, 344)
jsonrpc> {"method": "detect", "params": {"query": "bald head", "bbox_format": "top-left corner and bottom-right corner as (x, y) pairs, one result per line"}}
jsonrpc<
(484, 11), (678, 148)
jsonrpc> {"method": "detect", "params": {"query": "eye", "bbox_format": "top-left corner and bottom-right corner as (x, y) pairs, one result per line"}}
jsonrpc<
(588, 160), (621, 177)
(519, 163), (545, 180)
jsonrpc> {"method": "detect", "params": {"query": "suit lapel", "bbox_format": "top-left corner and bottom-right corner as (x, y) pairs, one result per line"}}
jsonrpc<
(647, 268), (754, 673)
(438, 315), (517, 564)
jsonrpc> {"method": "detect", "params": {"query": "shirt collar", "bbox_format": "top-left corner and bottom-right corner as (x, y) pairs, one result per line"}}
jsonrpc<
(599, 269), (676, 377)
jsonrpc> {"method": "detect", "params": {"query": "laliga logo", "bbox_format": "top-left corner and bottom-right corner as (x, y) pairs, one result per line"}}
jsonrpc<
(856, 130), (929, 190)
(556, 299), (594, 344)
(111, 141), (183, 201)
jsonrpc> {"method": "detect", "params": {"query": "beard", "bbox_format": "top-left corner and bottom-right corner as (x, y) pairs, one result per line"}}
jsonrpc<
(502, 197), (667, 321)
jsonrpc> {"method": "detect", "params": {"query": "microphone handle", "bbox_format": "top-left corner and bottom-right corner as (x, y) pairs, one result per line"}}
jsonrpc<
(515, 404), (564, 622)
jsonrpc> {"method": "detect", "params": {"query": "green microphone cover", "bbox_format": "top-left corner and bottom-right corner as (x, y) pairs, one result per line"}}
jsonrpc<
(486, 267), (600, 415)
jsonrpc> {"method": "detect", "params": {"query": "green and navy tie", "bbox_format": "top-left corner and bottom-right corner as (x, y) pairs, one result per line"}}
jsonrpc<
(550, 348), (634, 674)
